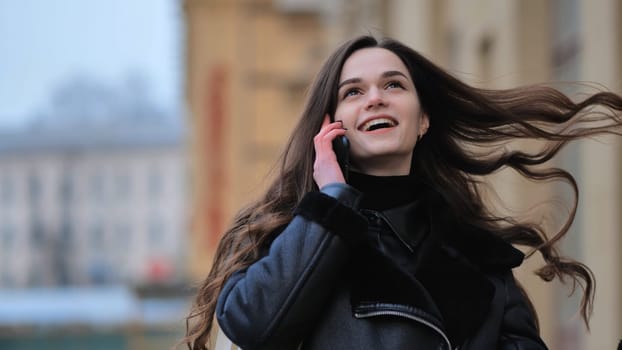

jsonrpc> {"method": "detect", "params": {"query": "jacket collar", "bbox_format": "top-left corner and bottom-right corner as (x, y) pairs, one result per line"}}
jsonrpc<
(382, 187), (525, 271)
(361, 192), (525, 345)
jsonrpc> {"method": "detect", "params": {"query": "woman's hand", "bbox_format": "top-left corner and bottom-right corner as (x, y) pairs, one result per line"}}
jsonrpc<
(313, 115), (347, 189)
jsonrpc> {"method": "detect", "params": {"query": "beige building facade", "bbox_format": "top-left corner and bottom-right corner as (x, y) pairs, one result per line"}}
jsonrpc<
(184, 0), (621, 348)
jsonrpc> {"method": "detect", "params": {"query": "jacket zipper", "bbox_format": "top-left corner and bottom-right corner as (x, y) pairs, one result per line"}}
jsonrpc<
(363, 210), (415, 253)
(355, 308), (453, 350)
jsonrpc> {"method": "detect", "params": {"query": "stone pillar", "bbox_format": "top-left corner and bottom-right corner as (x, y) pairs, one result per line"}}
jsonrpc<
(386, 0), (434, 55)
(578, 0), (621, 349)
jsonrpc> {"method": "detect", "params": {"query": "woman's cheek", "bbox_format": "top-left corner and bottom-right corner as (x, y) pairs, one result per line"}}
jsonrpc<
(335, 107), (358, 130)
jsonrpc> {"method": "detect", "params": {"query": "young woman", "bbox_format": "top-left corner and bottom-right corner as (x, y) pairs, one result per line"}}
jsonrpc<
(184, 36), (622, 349)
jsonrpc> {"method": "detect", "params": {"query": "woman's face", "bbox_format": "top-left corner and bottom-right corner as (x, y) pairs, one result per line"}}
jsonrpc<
(334, 47), (429, 176)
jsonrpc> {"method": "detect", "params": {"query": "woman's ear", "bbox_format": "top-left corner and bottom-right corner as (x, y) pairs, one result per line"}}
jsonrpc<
(419, 113), (430, 136)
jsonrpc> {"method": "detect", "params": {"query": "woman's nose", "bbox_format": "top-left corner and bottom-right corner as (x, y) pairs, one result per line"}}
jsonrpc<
(365, 88), (386, 110)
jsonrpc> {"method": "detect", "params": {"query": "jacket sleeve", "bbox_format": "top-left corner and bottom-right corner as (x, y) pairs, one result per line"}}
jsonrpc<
(498, 272), (548, 350)
(215, 183), (366, 350)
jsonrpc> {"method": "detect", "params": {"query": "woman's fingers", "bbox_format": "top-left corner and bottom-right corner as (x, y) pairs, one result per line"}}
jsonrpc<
(315, 116), (342, 138)
(313, 115), (347, 188)
(313, 115), (345, 154)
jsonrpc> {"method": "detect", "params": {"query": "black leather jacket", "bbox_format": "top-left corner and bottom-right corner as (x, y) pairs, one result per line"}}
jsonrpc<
(216, 183), (548, 350)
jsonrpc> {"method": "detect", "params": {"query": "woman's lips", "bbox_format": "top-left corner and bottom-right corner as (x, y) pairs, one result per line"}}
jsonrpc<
(359, 117), (398, 131)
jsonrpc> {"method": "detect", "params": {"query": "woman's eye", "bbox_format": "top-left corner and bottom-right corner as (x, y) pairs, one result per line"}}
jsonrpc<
(386, 81), (404, 89)
(343, 88), (360, 98)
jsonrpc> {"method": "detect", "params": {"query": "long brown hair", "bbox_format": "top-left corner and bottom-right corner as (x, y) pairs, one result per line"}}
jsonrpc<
(183, 35), (622, 349)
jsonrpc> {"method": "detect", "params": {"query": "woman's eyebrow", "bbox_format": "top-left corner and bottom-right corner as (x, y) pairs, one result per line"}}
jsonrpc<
(338, 77), (360, 90)
(382, 70), (408, 79)
(338, 70), (409, 90)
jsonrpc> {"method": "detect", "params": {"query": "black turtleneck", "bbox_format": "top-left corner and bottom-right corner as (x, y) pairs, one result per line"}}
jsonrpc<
(348, 171), (423, 211)
(343, 172), (525, 346)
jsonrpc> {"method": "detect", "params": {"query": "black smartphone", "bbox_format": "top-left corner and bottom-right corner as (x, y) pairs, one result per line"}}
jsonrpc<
(332, 135), (350, 182)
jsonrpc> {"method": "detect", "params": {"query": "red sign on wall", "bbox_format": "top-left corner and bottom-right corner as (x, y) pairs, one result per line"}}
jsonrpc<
(205, 65), (228, 248)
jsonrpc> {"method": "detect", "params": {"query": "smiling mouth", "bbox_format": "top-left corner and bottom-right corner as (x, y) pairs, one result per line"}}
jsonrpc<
(361, 117), (398, 131)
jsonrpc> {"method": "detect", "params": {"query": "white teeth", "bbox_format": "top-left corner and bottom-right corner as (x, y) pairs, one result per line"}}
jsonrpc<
(362, 118), (397, 131)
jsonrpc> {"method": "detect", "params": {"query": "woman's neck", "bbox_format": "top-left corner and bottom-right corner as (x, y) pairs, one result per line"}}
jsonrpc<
(350, 156), (412, 177)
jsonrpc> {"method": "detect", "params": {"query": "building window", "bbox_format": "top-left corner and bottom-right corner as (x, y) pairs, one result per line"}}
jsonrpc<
(28, 172), (42, 203)
(59, 172), (73, 204)
(551, 0), (580, 81)
(114, 171), (131, 200)
(2, 224), (14, 275)
(59, 218), (73, 246)
(2, 224), (14, 250)
(90, 222), (105, 252)
(148, 216), (165, 249)
(30, 221), (45, 248)
(1, 174), (13, 205)
(114, 220), (131, 253)
(90, 171), (105, 203)
(148, 166), (163, 199)
(478, 34), (494, 86)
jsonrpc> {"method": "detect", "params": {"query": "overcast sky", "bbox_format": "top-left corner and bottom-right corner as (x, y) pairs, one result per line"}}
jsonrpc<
(0, 0), (182, 127)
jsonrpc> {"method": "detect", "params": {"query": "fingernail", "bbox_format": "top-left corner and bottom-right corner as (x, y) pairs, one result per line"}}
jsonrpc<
(342, 127), (348, 130)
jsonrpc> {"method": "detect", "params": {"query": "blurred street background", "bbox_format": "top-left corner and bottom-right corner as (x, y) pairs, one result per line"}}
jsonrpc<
(0, 0), (620, 349)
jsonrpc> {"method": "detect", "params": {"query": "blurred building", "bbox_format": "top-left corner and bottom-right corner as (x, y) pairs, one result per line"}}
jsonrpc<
(184, 0), (620, 349)
(0, 119), (188, 288)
